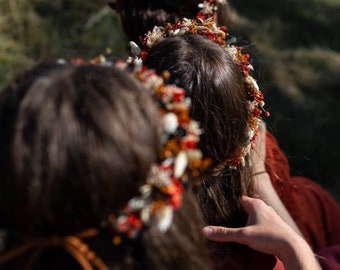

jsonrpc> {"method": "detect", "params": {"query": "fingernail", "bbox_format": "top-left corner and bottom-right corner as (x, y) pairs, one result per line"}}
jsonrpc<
(202, 226), (213, 236)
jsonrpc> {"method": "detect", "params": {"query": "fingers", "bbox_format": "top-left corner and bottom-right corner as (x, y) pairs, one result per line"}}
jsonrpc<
(202, 226), (245, 243)
(240, 196), (264, 214)
(202, 197), (270, 244)
(240, 196), (252, 213)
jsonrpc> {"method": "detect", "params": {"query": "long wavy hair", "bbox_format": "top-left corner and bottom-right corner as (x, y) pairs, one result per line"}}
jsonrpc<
(145, 35), (254, 260)
(0, 63), (210, 270)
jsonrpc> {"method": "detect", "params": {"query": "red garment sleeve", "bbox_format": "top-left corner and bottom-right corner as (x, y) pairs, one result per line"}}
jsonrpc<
(265, 131), (340, 251)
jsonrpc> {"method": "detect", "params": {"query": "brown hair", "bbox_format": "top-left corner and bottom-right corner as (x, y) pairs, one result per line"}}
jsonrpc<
(144, 34), (254, 257)
(0, 63), (210, 269)
(114, 0), (231, 43)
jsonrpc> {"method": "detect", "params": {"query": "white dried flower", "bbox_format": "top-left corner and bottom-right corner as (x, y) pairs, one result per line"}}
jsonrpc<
(145, 26), (164, 48)
(245, 76), (259, 90)
(129, 41), (141, 56)
(174, 151), (188, 178)
(162, 113), (179, 134)
(155, 206), (173, 232)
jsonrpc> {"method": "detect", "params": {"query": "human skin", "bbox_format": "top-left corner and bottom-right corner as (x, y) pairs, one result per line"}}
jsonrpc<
(250, 122), (303, 237)
(202, 196), (321, 270)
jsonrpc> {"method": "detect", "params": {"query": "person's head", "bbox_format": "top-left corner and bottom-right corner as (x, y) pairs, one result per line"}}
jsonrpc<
(145, 34), (251, 226)
(0, 63), (210, 269)
(140, 19), (267, 232)
(110, 0), (231, 43)
(146, 35), (249, 168)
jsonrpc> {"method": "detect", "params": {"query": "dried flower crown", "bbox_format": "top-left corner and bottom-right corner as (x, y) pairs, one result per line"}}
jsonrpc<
(197, 0), (227, 20)
(128, 11), (269, 169)
(108, 67), (210, 238)
(0, 59), (209, 270)
(60, 57), (210, 238)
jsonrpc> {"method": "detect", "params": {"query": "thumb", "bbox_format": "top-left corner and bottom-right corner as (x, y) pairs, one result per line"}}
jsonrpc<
(202, 226), (244, 243)
(240, 196), (260, 214)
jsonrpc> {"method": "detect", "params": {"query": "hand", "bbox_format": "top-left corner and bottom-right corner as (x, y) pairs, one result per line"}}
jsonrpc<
(203, 196), (290, 256)
(202, 196), (321, 270)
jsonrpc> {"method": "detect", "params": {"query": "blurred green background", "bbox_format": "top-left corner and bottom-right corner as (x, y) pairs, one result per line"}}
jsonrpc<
(1, 0), (339, 201)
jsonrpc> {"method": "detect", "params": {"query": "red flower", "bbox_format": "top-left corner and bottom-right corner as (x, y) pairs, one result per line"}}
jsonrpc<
(167, 179), (183, 209)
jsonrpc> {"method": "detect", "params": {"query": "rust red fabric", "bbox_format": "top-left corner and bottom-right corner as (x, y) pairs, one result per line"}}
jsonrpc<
(265, 131), (340, 251)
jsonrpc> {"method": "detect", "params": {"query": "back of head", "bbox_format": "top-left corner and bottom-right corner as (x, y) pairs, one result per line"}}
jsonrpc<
(115, 0), (231, 42)
(0, 63), (159, 235)
(145, 35), (249, 169)
(145, 34), (252, 228)
(143, 27), (259, 268)
(0, 63), (210, 269)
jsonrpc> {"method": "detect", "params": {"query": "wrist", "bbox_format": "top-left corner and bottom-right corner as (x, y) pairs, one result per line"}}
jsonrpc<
(252, 171), (271, 185)
(252, 171), (268, 177)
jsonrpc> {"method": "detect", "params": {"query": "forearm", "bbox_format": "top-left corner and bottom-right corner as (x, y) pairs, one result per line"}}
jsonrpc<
(252, 172), (303, 237)
(280, 234), (321, 270)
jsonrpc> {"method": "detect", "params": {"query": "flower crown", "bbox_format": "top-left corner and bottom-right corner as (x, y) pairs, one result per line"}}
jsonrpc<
(0, 59), (209, 269)
(128, 15), (269, 169)
(197, 0), (227, 20)
(61, 56), (210, 238)
(82, 57), (210, 238)
(108, 67), (210, 239)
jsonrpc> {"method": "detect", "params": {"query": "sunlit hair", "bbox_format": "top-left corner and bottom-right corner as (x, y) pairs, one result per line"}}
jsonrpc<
(110, 0), (269, 267)
(141, 21), (262, 266)
(0, 63), (210, 269)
